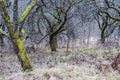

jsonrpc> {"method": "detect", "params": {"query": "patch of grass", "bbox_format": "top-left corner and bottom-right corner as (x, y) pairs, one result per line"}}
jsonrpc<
(1, 46), (120, 80)
(71, 47), (99, 53)
(65, 47), (120, 54)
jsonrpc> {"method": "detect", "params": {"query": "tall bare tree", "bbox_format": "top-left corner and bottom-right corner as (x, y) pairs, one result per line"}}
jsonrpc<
(93, 0), (120, 43)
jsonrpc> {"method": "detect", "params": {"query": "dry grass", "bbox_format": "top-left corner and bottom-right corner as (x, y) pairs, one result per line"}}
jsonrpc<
(0, 47), (120, 80)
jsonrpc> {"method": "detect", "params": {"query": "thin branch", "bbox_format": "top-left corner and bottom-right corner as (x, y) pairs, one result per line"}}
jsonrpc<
(35, 34), (49, 44)
(18, 0), (36, 24)
(40, 6), (52, 29)
(0, 28), (10, 38)
(93, 0), (120, 21)
(105, 0), (120, 15)
(0, 0), (14, 32)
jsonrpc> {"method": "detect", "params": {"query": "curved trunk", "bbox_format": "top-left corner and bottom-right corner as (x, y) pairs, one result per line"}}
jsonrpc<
(12, 32), (33, 72)
(50, 35), (57, 51)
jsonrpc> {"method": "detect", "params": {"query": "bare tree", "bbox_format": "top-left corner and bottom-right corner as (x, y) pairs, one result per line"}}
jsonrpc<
(93, 0), (120, 43)
(33, 0), (83, 51)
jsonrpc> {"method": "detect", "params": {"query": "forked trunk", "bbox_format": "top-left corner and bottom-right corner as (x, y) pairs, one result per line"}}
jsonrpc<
(0, 0), (36, 72)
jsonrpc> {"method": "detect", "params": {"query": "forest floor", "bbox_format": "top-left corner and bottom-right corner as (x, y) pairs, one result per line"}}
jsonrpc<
(0, 47), (120, 80)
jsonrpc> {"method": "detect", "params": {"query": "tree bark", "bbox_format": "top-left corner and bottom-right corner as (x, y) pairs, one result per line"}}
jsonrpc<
(101, 31), (105, 44)
(50, 35), (57, 51)
(0, 33), (4, 46)
(0, 35), (4, 46)
(66, 37), (70, 52)
(9, 27), (33, 72)
(12, 33), (33, 71)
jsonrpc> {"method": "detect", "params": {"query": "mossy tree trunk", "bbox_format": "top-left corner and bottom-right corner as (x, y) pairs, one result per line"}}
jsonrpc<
(0, 0), (36, 71)
(100, 15), (115, 44)
(12, 31), (33, 71)
(0, 22), (5, 46)
(101, 30), (105, 44)
(50, 35), (57, 51)
(100, 15), (108, 44)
